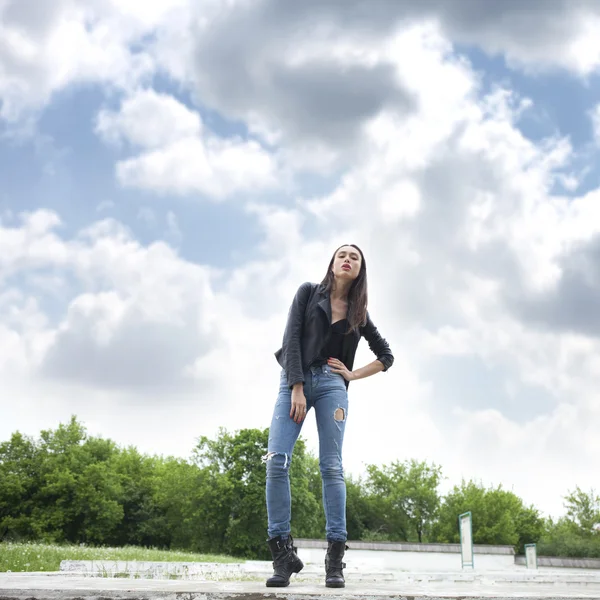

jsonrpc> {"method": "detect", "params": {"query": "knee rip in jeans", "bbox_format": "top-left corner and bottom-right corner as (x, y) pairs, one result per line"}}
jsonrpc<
(334, 407), (345, 422)
(262, 451), (289, 469)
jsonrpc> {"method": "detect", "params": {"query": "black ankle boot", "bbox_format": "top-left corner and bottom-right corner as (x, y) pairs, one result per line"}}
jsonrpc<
(266, 535), (304, 587)
(325, 540), (347, 588)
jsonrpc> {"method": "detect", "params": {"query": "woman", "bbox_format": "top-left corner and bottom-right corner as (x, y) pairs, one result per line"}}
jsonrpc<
(264, 244), (394, 588)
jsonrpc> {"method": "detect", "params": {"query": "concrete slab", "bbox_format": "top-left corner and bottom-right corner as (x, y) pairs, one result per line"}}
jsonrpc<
(1, 571), (600, 599)
(56, 559), (600, 583)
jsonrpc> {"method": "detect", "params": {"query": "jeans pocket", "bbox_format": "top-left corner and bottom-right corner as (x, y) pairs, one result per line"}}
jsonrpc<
(325, 370), (346, 390)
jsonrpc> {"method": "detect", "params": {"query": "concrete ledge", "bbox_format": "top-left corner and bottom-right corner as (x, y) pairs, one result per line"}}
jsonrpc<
(295, 538), (515, 555)
(2, 591), (596, 600)
(516, 555), (600, 569)
(3, 572), (600, 600)
(1, 592), (598, 600)
(54, 561), (600, 584)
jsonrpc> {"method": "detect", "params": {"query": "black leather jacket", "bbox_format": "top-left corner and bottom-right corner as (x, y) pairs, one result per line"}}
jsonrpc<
(274, 282), (394, 389)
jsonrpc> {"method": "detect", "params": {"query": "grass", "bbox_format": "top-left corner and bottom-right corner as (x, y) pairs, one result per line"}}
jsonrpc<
(0, 542), (242, 573)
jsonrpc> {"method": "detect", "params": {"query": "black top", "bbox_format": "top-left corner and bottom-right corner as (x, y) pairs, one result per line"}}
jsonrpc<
(312, 318), (348, 365)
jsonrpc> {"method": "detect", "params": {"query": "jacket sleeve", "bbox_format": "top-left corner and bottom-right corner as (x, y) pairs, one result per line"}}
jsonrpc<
(361, 311), (394, 371)
(282, 282), (313, 388)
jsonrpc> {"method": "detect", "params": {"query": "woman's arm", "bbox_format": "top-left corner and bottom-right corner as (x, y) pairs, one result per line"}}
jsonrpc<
(328, 357), (385, 381)
(328, 312), (394, 381)
(281, 282), (313, 388)
(361, 312), (394, 371)
(350, 359), (385, 381)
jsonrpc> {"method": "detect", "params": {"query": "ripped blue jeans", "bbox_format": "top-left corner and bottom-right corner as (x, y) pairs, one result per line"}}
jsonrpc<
(265, 364), (349, 542)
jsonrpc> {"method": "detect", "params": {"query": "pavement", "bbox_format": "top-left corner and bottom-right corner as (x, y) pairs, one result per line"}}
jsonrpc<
(1, 561), (600, 599)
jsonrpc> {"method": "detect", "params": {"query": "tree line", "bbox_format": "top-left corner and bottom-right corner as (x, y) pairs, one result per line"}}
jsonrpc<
(1, 417), (599, 560)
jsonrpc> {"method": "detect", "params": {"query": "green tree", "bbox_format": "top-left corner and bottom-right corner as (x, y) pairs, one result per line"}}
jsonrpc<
(537, 488), (600, 559)
(513, 505), (546, 553)
(289, 444), (322, 540)
(564, 487), (600, 533)
(34, 419), (124, 544)
(111, 448), (168, 548)
(364, 459), (442, 542)
(151, 456), (233, 553)
(193, 427), (321, 558)
(194, 427), (269, 557)
(345, 475), (369, 540)
(0, 431), (42, 541)
(538, 517), (600, 558)
(0, 417), (127, 544)
(304, 453), (326, 536)
(432, 480), (544, 552)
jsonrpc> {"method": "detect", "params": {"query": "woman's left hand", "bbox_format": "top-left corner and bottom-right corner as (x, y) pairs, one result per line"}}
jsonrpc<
(327, 358), (355, 381)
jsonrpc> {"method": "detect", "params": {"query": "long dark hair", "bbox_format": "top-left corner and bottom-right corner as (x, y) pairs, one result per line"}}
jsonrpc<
(320, 244), (368, 332)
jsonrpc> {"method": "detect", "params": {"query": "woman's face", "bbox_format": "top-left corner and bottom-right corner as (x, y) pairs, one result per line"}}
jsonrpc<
(331, 245), (362, 281)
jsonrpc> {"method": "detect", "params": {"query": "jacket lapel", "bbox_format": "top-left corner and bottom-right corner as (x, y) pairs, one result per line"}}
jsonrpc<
(317, 286), (332, 324)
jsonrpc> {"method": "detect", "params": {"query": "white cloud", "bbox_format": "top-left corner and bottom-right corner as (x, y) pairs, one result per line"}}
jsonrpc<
(115, 136), (278, 198)
(0, 206), (297, 459)
(3, 0), (600, 129)
(0, 212), (219, 389)
(0, 210), (68, 281)
(96, 89), (279, 199)
(0, 0), (156, 122)
(96, 89), (202, 149)
(435, 1), (600, 75)
(143, 0), (600, 168)
(0, 289), (49, 377)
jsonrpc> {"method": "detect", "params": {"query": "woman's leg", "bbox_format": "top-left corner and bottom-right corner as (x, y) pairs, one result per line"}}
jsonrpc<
(312, 366), (349, 542)
(313, 366), (349, 587)
(265, 370), (311, 539)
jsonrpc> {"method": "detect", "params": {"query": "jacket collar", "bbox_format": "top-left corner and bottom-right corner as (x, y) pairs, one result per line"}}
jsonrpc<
(316, 284), (332, 323)
(315, 283), (359, 337)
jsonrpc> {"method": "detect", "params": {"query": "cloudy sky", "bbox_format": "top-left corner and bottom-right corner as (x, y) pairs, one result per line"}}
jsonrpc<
(2, 0), (600, 520)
